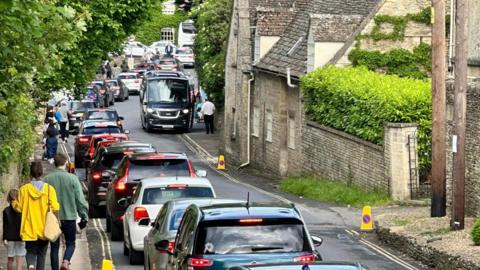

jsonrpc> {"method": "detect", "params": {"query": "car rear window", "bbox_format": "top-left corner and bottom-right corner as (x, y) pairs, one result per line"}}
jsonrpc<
(128, 159), (190, 180)
(107, 81), (118, 87)
(195, 219), (309, 255)
(118, 75), (137, 80)
(83, 127), (121, 135)
(100, 153), (125, 169)
(86, 111), (118, 121)
(71, 102), (95, 111)
(169, 208), (186, 231)
(142, 186), (213, 205)
(160, 60), (175, 65)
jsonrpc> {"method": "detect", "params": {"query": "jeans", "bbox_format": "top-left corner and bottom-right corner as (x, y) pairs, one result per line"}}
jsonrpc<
(46, 137), (58, 159)
(25, 240), (49, 270)
(50, 220), (77, 270)
(59, 122), (68, 140)
(204, 115), (214, 134)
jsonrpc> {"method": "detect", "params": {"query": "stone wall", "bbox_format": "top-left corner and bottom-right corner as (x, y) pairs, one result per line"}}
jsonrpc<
(0, 164), (21, 237)
(446, 79), (480, 216)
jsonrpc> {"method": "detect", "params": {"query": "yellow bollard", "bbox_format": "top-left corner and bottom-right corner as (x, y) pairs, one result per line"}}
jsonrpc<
(360, 206), (374, 232)
(217, 155), (226, 170)
(101, 259), (114, 270)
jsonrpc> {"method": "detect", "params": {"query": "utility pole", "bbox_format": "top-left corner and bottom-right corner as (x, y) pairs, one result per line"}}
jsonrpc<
(431, 0), (447, 217)
(452, 0), (468, 230)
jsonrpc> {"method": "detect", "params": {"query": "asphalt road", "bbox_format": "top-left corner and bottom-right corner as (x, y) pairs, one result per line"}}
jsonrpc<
(64, 73), (428, 270)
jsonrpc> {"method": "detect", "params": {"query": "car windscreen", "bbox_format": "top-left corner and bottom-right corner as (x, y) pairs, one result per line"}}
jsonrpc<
(147, 79), (188, 103)
(142, 187), (213, 205)
(118, 75), (137, 80)
(86, 111), (118, 121)
(128, 159), (190, 180)
(71, 102), (95, 111)
(195, 219), (309, 255)
(83, 127), (121, 135)
(100, 153), (125, 169)
(182, 23), (196, 34)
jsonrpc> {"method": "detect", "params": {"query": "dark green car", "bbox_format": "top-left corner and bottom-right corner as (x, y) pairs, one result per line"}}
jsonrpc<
(228, 262), (368, 270)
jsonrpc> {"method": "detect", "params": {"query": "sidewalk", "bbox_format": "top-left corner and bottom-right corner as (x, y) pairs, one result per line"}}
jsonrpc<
(0, 141), (92, 270)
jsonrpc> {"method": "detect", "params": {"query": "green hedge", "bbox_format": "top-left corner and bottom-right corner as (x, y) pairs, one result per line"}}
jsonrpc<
(472, 218), (480, 245)
(301, 66), (432, 175)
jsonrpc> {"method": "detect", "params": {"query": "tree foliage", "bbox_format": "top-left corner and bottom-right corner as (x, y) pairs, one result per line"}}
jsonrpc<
(192, 0), (232, 105)
(301, 66), (432, 175)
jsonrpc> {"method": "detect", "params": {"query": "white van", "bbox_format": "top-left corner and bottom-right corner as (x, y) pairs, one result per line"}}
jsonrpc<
(177, 20), (196, 48)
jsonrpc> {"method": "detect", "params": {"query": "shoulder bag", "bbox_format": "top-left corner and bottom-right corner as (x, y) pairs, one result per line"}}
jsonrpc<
(44, 183), (62, 242)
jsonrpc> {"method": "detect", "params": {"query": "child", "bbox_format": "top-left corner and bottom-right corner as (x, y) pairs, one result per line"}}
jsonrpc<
(3, 189), (25, 270)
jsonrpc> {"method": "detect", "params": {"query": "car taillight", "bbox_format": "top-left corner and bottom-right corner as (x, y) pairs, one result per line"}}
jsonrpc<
(114, 176), (127, 191)
(294, 255), (316, 263)
(79, 137), (89, 143)
(133, 207), (149, 221)
(168, 241), (175, 253)
(92, 171), (102, 182)
(134, 80), (140, 83)
(188, 258), (213, 267)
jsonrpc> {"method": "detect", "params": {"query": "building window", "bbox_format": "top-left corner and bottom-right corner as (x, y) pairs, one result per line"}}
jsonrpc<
(252, 106), (260, 137)
(162, 0), (176, 14)
(266, 110), (273, 142)
(161, 28), (175, 42)
(288, 114), (295, 149)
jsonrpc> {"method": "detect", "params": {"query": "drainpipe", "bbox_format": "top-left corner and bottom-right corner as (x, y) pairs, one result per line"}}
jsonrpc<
(239, 72), (255, 169)
(286, 67), (297, 88)
(448, 0), (455, 74)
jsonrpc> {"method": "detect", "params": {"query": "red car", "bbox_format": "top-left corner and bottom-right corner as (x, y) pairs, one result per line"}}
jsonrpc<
(84, 134), (129, 166)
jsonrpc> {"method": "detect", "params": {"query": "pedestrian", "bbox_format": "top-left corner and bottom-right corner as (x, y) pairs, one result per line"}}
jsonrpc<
(57, 101), (69, 142)
(44, 154), (88, 270)
(201, 98), (216, 134)
(121, 59), (129, 72)
(45, 120), (59, 163)
(44, 106), (54, 124)
(3, 189), (25, 270)
(165, 43), (174, 58)
(112, 63), (121, 78)
(13, 161), (60, 270)
(106, 62), (112, 79)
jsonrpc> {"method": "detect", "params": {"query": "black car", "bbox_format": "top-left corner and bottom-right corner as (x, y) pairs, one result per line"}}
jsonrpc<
(84, 108), (124, 131)
(87, 141), (155, 218)
(106, 79), (129, 102)
(156, 202), (323, 270)
(68, 100), (96, 134)
(105, 152), (196, 241)
(140, 76), (194, 132)
(91, 80), (114, 107)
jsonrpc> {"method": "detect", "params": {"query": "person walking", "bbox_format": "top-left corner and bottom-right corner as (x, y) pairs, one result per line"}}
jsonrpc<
(165, 43), (174, 58)
(106, 62), (112, 79)
(44, 154), (88, 270)
(13, 161), (60, 270)
(121, 59), (129, 72)
(57, 101), (69, 142)
(45, 120), (59, 163)
(201, 98), (216, 134)
(3, 189), (25, 270)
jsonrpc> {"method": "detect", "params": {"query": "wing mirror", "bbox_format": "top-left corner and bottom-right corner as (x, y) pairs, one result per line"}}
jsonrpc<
(312, 236), (323, 247)
(124, 129), (130, 134)
(117, 197), (131, 208)
(196, 170), (207, 178)
(138, 218), (150, 226)
(155, 240), (173, 255)
(118, 116), (125, 121)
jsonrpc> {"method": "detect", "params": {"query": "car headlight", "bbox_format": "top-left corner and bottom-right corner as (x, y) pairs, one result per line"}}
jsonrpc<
(146, 108), (155, 114)
(182, 109), (189, 114)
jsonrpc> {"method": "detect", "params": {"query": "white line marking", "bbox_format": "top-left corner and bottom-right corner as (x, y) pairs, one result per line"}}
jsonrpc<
(96, 218), (113, 260)
(92, 218), (106, 258)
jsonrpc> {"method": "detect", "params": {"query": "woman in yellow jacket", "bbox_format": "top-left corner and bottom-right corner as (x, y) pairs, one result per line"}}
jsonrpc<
(14, 161), (60, 270)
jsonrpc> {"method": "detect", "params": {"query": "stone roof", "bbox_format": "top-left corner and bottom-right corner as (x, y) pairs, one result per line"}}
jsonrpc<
(256, 9), (295, 36)
(254, 0), (381, 78)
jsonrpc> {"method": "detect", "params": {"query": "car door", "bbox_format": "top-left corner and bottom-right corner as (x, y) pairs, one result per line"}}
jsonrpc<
(168, 208), (196, 270)
(148, 204), (169, 269)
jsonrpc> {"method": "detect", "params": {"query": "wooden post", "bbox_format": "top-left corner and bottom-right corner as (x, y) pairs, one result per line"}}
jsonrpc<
(431, 0), (447, 217)
(452, 0), (468, 230)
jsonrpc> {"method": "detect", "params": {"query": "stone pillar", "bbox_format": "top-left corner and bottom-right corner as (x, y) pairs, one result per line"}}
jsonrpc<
(384, 123), (419, 201)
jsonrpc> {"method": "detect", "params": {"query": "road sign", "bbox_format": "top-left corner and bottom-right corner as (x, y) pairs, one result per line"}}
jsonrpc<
(360, 206), (373, 232)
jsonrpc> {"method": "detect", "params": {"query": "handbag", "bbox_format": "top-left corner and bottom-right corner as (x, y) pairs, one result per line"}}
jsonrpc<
(43, 183), (62, 242)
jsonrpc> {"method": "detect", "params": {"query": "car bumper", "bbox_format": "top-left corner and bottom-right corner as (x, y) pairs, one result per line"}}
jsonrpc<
(91, 184), (108, 205)
(128, 222), (151, 251)
(147, 117), (189, 129)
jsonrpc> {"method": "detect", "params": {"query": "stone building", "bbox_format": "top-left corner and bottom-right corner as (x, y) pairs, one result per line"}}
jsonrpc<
(224, 0), (432, 199)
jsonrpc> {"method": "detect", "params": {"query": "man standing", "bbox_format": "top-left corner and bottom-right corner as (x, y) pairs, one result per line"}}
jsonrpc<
(201, 98), (216, 134)
(44, 154), (88, 270)
(57, 101), (70, 143)
(165, 43), (174, 58)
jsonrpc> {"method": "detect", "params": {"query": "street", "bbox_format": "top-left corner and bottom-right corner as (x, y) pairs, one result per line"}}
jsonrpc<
(60, 77), (426, 270)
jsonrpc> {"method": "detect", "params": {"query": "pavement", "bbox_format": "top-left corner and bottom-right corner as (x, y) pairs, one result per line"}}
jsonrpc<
(0, 142), (92, 270)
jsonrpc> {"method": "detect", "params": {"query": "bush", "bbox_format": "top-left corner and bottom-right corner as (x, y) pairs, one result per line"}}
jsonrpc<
(301, 66), (432, 174)
(472, 219), (480, 245)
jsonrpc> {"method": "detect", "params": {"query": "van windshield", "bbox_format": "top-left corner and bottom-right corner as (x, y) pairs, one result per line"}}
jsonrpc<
(147, 79), (188, 103)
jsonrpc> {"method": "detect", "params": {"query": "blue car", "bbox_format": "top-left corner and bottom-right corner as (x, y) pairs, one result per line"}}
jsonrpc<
(156, 202), (323, 270)
(227, 262), (368, 270)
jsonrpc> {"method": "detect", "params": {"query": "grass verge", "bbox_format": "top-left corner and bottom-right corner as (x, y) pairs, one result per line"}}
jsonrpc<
(280, 176), (392, 208)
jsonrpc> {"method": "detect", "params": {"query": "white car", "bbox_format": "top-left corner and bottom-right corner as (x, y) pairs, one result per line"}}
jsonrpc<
(174, 47), (195, 67)
(124, 42), (147, 57)
(149, 41), (176, 55)
(122, 177), (216, 265)
(117, 73), (142, 94)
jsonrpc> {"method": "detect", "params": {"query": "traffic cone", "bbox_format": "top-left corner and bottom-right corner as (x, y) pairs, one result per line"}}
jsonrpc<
(217, 155), (225, 170)
(68, 162), (76, 174)
(101, 259), (114, 270)
(360, 206), (374, 232)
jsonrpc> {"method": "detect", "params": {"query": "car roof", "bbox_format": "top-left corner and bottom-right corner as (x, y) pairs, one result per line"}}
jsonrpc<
(127, 152), (188, 160)
(118, 73), (137, 76)
(104, 143), (154, 154)
(169, 198), (245, 209)
(231, 262), (364, 270)
(90, 134), (127, 139)
(139, 177), (213, 188)
(146, 77), (188, 83)
(107, 141), (152, 149)
(198, 202), (302, 221)
(86, 108), (117, 112)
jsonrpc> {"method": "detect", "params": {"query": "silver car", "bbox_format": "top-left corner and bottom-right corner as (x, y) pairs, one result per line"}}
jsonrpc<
(143, 198), (243, 270)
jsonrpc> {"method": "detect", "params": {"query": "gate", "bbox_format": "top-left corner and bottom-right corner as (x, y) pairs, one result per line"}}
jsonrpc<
(407, 132), (430, 199)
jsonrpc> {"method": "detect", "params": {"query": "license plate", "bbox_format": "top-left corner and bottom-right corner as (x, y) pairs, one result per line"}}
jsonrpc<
(162, 125), (174, 129)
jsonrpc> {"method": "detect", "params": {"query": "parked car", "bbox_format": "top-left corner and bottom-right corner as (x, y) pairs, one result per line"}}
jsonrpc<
(157, 202), (323, 270)
(174, 47), (195, 68)
(117, 72), (142, 95)
(105, 152), (205, 241)
(124, 41), (147, 57)
(87, 141), (156, 218)
(228, 262), (368, 270)
(91, 80), (114, 107)
(144, 199), (243, 270)
(148, 41), (176, 56)
(85, 85), (104, 108)
(68, 100), (96, 134)
(106, 79), (128, 101)
(83, 133), (130, 170)
(158, 58), (182, 72)
(74, 121), (124, 168)
(123, 177), (216, 265)
(84, 108), (124, 131)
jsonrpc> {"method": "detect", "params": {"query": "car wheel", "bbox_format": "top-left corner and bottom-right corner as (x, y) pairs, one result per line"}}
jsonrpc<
(110, 95), (114, 105)
(110, 222), (123, 241)
(125, 91), (129, 100)
(129, 241), (144, 265)
(123, 241), (129, 256)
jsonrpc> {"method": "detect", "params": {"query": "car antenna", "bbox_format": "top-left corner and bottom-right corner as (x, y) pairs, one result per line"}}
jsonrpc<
(246, 192), (250, 210)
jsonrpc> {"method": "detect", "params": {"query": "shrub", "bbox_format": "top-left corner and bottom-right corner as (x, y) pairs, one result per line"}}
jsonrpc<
(472, 218), (480, 245)
(301, 66), (432, 174)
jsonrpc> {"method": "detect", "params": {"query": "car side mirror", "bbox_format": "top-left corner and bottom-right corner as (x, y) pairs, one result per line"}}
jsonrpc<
(118, 116), (125, 121)
(117, 197), (130, 208)
(155, 240), (172, 254)
(124, 129), (130, 134)
(312, 236), (323, 247)
(196, 170), (207, 178)
(138, 218), (150, 226)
